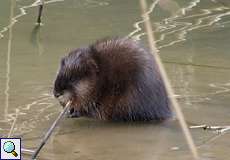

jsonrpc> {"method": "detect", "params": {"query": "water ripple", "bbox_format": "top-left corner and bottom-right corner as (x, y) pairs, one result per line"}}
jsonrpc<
(127, 0), (160, 39)
(128, 0), (230, 49)
(176, 81), (230, 104)
(0, 93), (58, 137)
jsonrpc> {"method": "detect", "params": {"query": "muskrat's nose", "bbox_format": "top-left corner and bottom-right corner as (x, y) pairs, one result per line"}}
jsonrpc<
(53, 90), (62, 98)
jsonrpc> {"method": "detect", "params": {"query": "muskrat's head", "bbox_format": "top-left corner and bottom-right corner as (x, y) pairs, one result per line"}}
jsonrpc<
(53, 48), (98, 116)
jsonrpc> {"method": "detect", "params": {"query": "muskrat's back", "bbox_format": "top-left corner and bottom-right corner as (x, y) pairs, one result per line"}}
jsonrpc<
(53, 37), (172, 121)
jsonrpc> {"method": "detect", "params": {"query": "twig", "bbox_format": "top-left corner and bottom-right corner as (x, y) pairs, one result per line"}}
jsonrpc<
(8, 109), (20, 138)
(22, 148), (35, 155)
(37, 0), (44, 25)
(190, 124), (230, 133)
(139, 0), (199, 159)
(220, 127), (230, 133)
(31, 101), (71, 160)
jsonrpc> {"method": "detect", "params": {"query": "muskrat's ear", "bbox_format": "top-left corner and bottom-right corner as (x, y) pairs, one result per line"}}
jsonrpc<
(89, 59), (99, 74)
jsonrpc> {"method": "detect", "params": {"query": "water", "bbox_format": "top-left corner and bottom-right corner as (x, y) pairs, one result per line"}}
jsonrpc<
(0, 0), (230, 159)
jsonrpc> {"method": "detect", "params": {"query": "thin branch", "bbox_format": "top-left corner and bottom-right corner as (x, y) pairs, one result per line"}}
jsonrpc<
(7, 109), (20, 138)
(37, 0), (45, 25)
(31, 101), (71, 159)
(190, 124), (230, 133)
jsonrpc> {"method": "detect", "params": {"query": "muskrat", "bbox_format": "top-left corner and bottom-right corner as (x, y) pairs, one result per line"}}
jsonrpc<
(53, 37), (172, 121)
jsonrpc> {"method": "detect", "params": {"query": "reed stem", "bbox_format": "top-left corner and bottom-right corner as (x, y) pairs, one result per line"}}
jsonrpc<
(139, 0), (199, 159)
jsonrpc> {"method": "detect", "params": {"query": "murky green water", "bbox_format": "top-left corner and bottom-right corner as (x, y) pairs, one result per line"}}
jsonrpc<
(0, 0), (230, 160)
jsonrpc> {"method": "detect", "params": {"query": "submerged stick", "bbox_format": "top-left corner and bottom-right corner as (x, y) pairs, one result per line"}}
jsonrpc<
(8, 109), (20, 138)
(190, 124), (230, 133)
(31, 101), (71, 160)
(37, 0), (44, 25)
(139, 0), (199, 159)
(22, 148), (35, 155)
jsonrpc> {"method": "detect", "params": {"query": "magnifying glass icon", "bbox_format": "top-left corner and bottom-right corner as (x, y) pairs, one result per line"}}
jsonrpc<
(3, 141), (18, 157)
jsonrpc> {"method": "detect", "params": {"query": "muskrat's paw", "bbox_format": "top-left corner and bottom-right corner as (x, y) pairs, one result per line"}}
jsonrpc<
(66, 107), (81, 118)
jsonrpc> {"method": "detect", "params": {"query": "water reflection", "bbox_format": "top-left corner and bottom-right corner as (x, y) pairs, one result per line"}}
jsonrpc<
(41, 119), (192, 160)
(158, 0), (181, 16)
(31, 25), (44, 55)
(4, 0), (15, 121)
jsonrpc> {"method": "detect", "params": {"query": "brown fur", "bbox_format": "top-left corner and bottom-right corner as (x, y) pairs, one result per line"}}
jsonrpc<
(53, 37), (172, 121)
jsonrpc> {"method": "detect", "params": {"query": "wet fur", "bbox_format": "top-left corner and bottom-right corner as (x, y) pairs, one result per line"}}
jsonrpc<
(53, 37), (172, 121)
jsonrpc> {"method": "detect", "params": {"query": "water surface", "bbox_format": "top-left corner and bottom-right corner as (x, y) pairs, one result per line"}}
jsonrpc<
(0, 0), (230, 159)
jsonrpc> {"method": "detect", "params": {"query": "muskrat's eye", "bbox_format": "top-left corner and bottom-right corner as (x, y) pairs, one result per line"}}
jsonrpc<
(69, 74), (80, 84)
